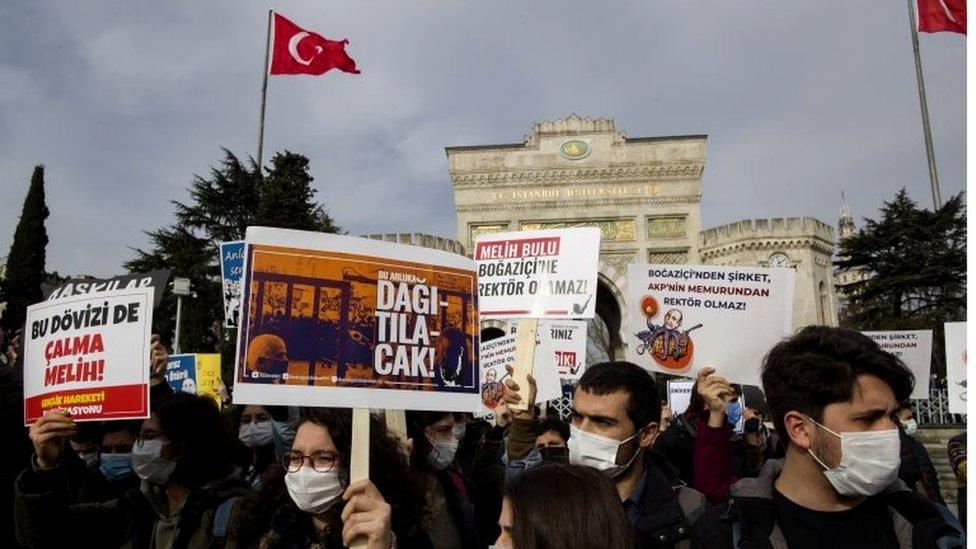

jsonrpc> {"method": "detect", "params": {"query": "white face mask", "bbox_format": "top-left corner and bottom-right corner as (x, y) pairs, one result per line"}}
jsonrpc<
(568, 423), (642, 478)
(900, 418), (918, 437)
(132, 439), (177, 485)
(427, 437), (459, 470)
(285, 466), (344, 514)
(239, 421), (274, 448)
(806, 417), (901, 497)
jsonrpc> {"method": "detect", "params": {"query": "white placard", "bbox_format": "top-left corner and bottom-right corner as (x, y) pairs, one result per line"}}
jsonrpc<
(862, 330), (932, 399)
(478, 333), (562, 415)
(474, 228), (601, 319)
(23, 288), (153, 424)
(667, 379), (695, 415)
(944, 322), (967, 415)
(625, 264), (795, 387)
(508, 319), (588, 380)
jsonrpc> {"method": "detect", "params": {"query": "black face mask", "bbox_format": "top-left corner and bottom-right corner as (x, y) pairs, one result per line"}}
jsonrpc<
(744, 418), (763, 434)
(539, 446), (569, 463)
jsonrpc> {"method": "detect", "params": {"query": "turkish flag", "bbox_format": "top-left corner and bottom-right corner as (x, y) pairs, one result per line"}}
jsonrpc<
(917, 0), (966, 34)
(269, 13), (360, 75)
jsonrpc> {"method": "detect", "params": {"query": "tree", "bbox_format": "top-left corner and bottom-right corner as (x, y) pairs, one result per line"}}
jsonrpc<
(835, 189), (966, 376)
(127, 149), (340, 382)
(1, 166), (50, 334)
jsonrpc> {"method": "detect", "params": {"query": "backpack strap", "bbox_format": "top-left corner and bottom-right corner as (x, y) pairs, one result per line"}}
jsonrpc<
(212, 495), (241, 540)
(675, 486), (706, 526)
(882, 491), (966, 549)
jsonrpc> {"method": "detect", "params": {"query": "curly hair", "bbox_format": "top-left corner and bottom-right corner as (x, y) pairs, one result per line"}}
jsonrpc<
(231, 408), (427, 547)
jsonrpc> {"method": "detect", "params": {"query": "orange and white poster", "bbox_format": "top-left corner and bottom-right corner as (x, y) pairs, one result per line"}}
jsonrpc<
(233, 227), (481, 412)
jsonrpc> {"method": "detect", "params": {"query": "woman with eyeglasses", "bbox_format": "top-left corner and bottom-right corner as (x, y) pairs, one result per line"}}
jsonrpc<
(230, 407), (431, 549)
(16, 392), (252, 548)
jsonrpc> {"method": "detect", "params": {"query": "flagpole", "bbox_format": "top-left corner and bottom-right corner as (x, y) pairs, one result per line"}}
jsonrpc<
(257, 8), (273, 171)
(905, 0), (943, 210)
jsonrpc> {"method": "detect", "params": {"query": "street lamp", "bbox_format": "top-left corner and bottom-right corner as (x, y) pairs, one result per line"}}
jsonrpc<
(172, 277), (191, 354)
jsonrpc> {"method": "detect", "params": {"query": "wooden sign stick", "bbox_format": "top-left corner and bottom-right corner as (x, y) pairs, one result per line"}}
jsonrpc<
(349, 407), (370, 549)
(511, 318), (539, 412)
(384, 409), (409, 458)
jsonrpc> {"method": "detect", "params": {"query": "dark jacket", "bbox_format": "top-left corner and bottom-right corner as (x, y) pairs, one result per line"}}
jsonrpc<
(467, 424), (506, 543)
(690, 459), (966, 549)
(898, 429), (945, 505)
(15, 460), (252, 549)
(653, 413), (697, 486)
(631, 450), (707, 548)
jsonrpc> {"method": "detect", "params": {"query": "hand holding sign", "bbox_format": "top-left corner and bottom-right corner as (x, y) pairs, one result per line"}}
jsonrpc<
(29, 410), (77, 469)
(341, 479), (393, 549)
(149, 335), (168, 384)
(697, 367), (734, 428)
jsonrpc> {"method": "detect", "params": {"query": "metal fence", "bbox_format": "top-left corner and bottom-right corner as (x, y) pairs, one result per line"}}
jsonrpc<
(912, 380), (966, 427)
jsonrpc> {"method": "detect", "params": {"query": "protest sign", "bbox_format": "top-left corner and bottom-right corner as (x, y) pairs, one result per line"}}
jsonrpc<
(507, 319), (588, 380)
(165, 354), (198, 394)
(480, 336), (514, 415)
(23, 288), (154, 424)
(625, 264), (794, 386)
(474, 228), (600, 319)
(233, 227), (481, 412)
(478, 333), (562, 415)
(667, 379), (695, 415)
(220, 241), (245, 328)
(196, 353), (223, 408)
(45, 269), (170, 308)
(944, 322), (966, 415)
(862, 330), (932, 399)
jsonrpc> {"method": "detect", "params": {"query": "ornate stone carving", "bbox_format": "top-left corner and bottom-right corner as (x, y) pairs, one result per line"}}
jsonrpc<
(469, 223), (509, 242)
(452, 164), (706, 187)
(647, 249), (689, 265)
(520, 219), (636, 243)
(647, 216), (687, 239)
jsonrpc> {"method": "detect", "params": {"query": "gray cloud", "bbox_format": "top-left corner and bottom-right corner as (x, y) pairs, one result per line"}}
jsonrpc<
(0, 1), (965, 277)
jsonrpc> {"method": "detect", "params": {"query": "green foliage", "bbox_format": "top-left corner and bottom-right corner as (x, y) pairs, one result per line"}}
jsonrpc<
(1, 166), (50, 334)
(836, 189), (966, 376)
(127, 149), (340, 383)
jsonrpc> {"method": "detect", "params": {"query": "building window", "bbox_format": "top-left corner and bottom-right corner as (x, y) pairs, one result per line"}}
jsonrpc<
(519, 219), (636, 243)
(647, 248), (689, 265)
(646, 216), (687, 239)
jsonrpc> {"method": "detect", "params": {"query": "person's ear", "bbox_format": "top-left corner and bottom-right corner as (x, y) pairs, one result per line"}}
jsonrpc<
(405, 437), (414, 454)
(638, 422), (659, 448)
(783, 411), (813, 450)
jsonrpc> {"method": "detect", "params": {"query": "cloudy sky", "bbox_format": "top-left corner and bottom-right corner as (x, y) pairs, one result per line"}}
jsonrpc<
(0, 1), (966, 277)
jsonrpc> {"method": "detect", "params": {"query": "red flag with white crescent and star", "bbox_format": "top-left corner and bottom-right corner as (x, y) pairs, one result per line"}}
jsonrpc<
(269, 13), (360, 75)
(916, 0), (967, 34)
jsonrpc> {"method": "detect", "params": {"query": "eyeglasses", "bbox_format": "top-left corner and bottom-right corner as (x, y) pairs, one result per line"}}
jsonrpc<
(282, 451), (341, 473)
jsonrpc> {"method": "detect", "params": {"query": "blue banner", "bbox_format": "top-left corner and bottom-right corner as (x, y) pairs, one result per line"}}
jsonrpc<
(165, 354), (198, 394)
(220, 241), (246, 328)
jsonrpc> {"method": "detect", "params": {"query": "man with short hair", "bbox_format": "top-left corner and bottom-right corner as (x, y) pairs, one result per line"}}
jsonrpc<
(507, 360), (706, 547)
(691, 326), (966, 548)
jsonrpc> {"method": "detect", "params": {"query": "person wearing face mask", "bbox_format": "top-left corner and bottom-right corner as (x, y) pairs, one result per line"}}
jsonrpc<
(16, 393), (252, 548)
(406, 410), (485, 549)
(231, 407), (429, 548)
(690, 326), (966, 548)
(66, 421), (142, 504)
(894, 403), (946, 507)
(506, 360), (706, 548)
(232, 404), (294, 488)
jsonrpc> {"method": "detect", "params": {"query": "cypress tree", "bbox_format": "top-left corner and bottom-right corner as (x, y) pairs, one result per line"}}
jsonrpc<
(1, 165), (50, 334)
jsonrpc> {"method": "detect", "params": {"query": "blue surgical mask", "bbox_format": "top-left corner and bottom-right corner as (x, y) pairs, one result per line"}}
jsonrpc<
(99, 453), (134, 482)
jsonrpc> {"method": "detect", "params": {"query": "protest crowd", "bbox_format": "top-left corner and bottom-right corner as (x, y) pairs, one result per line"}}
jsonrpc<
(0, 320), (967, 548)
